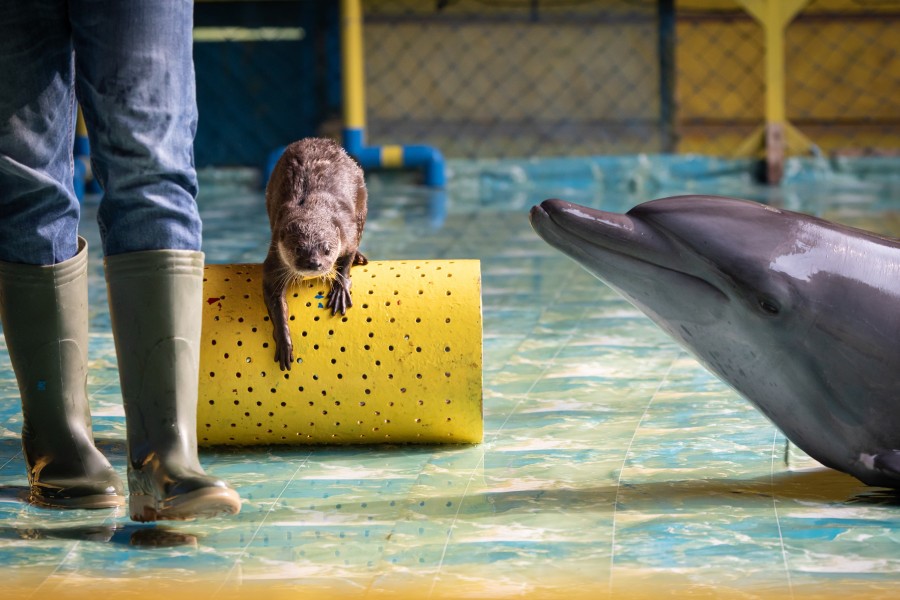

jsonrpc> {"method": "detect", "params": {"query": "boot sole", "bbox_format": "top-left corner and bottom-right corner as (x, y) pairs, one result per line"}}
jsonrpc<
(130, 487), (242, 522)
(30, 491), (126, 510)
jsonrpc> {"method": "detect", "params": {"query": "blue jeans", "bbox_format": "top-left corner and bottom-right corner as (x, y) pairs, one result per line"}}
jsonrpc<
(0, 0), (201, 265)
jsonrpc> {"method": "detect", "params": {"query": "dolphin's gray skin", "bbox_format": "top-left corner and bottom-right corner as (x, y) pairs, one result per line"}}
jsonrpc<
(530, 195), (900, 488)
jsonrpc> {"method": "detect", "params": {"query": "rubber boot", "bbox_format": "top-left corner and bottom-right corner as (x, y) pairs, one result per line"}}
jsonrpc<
(0, 237), (125, 508)
(104, 249), (240, 522)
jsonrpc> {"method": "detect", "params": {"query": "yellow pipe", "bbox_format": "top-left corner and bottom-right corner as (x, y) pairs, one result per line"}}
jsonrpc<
(340, 0), (366, 131)
(197, 260), (483, 446)
(380, 145), (404, 168)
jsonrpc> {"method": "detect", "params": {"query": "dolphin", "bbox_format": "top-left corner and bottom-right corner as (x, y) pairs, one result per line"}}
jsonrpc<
(530, 195), (900, 488)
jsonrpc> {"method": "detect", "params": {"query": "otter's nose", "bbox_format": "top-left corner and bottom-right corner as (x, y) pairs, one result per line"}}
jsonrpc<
(298, 257), (324, 272)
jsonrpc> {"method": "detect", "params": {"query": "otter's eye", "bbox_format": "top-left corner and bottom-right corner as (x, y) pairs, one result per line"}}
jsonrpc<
(322, 243), (331, 254)
(758, 298), (780, 315)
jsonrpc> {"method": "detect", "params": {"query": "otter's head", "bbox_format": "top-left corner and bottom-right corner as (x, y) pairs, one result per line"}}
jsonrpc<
(276, 220), (341, 278)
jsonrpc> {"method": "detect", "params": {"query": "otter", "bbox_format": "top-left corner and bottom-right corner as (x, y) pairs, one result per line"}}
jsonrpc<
(263, 138), (368, 371)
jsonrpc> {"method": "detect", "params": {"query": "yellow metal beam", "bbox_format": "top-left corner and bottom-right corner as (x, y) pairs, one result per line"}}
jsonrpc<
(76, 106), (88, 137)
(340, 0), (366, 131)
(734, 0), (809, 125)
(733, 0), (814, 170)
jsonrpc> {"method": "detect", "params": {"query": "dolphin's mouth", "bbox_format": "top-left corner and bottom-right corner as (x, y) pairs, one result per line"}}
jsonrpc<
(530, 199), (727, 311)
(530, 199), (675, 273)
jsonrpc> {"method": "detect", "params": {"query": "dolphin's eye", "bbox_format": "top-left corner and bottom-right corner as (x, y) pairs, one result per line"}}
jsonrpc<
(758, 298), (780, 315)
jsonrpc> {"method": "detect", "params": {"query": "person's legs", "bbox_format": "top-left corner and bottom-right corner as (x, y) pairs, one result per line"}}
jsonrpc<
(71, 0), (239, 521)
(0, 0), (81, 265)
(71, 0), (201, 256)
(0, 2), (123, 508)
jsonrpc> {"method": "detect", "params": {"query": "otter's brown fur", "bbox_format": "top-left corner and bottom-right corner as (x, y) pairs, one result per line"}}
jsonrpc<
(263, 138), (368, 370)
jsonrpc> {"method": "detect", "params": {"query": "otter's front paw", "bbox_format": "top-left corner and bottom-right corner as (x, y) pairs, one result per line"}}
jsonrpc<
(326, 278), (352, 315)
(273, 328), (294, 371)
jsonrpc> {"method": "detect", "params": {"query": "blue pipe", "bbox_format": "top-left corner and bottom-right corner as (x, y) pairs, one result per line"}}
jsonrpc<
(343, 128), (446, 188)
(400, 144), (446, 188)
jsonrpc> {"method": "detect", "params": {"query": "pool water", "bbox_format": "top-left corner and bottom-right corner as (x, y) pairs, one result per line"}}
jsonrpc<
(1, 156), (899, 599)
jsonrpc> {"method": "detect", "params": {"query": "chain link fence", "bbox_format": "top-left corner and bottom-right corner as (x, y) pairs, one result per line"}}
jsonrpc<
(363, 0), (669, 158)
(360, 0), (899, 159)
(190, 1), (899, 166)
(787, 0), (900, 156)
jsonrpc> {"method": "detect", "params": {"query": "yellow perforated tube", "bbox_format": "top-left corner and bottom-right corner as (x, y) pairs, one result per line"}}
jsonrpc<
(197, 260), (483, 445)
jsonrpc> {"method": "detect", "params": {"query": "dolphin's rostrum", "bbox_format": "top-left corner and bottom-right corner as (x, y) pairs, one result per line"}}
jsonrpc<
(530, 195), (900, 488)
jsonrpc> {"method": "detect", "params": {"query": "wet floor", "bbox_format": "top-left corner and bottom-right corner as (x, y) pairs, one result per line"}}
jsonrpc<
(2, 156), (899, 599)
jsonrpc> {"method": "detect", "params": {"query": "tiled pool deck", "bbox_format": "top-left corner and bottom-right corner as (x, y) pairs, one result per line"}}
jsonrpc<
(2, 156), (899, 599)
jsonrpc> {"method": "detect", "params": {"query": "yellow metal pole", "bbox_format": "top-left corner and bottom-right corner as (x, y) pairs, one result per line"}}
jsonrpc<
(76, 106), (89, 137)
(737, 0), (808, 125)
(733, 0), (813, 182)
(340, 0), (366, 132)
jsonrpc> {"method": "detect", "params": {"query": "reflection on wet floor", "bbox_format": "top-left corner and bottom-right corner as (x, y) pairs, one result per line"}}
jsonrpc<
(2, 156), (899, 599)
